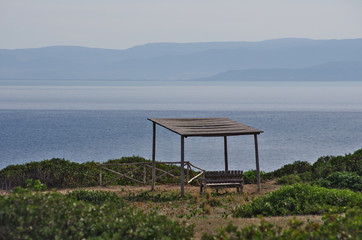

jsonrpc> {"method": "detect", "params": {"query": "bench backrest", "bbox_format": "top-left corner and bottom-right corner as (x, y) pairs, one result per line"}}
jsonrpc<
(204, 170), (243, 183)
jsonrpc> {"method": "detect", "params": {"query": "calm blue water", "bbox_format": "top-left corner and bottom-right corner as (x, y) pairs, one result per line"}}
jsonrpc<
(1, 80), (361, 171)
(1, 109), (361, 171)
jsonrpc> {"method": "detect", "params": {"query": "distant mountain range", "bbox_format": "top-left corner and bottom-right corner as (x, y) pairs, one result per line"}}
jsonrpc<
(196, 61), (362, 81)
(0, 38), (361, 81)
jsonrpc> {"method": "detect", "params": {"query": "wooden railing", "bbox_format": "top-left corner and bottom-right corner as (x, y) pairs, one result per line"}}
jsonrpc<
(97, 161), (205, 186)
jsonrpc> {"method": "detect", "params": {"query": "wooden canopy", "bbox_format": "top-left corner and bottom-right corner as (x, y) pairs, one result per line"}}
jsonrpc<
(148, 118), (263, 195)
(148, 118), (263, 137)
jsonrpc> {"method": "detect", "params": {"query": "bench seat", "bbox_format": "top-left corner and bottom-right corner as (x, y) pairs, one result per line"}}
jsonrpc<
(200, 170), (243, 193)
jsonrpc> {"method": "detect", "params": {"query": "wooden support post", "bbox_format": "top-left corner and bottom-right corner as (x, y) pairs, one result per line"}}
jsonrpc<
(99, 166), (102, 186)
(224, 136), (228, 172)
(152, 122), (156, 191)
(254, 134), (261, 192)
(181, 136), (185, 196)
(186, 164), (190, 185)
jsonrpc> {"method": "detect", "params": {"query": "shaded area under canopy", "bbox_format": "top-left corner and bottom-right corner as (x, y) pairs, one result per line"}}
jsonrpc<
(148, 118), (263, 195)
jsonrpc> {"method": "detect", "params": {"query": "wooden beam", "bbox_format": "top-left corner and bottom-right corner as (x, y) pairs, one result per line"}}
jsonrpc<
(254, 134), (261, 192)
(153, 167), (179, 181)
(101, 167), (144, 185)
(224, 136), (228, 172)
(181, 136), (185, 196)
(152, 122), (156, 191)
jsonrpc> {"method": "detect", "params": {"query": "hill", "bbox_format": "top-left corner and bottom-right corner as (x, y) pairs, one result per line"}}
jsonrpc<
(197, 61), (362, 81)
(1, 38), (361, 81)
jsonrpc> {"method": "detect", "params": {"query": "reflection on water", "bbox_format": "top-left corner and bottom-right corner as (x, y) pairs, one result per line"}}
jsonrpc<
(0, 80), (361, 111)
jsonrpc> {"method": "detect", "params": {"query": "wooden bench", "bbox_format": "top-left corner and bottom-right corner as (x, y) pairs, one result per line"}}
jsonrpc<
(200, 170), (244, 193)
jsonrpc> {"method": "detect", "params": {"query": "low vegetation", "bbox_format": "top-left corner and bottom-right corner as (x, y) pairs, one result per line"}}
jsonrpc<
(313, 171), (362, 192)
(1, 149), (361, 191)
(67, 189), (127, 206)
(0, 156), (199, 190)
(0, 190), (194, 239)
(0, 149), (361, 239)
(266, 148), (362, 191)
(276, 174), (303, 185)
(243, 170), (267, 184)
(203, 207), (361, 240)
(232, 184), (361, 217)
(266, 160), (313, 179)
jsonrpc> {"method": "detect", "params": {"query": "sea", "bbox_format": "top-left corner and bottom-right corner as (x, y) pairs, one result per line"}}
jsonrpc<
(0, 80), (361, 171)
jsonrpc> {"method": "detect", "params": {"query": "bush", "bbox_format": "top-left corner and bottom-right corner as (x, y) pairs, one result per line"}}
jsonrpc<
(276, 174), (303, 185)
(67, 189), (126, 206)
(203, 207), (361, 240)
(244, 170), (267, 184)
(312, 149), (362, 179)
(232, 184), (362, 217)
(13, 179), (48, 193)
(262, 149), (362, 191)
(0, 156), (200, 190)
(266, 161), (312, 179)
(0, 158), (99, 189)
(298, 171), (313, 182)
(0, 191), (194, 239)
(314, 171), (362, 192)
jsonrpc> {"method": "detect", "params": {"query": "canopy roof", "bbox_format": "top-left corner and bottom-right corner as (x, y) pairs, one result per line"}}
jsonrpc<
(148, 118), (263, 137)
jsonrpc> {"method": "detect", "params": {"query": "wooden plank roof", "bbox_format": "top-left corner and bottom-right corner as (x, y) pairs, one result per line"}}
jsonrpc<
(148, 118), (263, 137)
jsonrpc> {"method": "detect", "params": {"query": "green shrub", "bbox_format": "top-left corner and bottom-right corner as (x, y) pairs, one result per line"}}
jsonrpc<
(312, 149), (362, 179)
(244, 170), (267, 184)
(0, 156), (200, 190)
(13, 179), (48, 193)
(277, 174), (303, 185)
(266, 161), (312, 179)
(232, 184), (362, 217)
(1, 149), (360, 191)
(298, 171), (313, 182)
(0, 158), (99, 189)
(260, 149), (362, 191)
(67, 189), (126, 206)
(0, 191), (194, 239)
(314, 171), (362, 191)
(263, 149), (361, 182)
(203, 207), (361, 240)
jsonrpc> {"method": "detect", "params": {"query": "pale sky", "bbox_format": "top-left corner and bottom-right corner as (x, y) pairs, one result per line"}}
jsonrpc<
(1, 0), (362, 50)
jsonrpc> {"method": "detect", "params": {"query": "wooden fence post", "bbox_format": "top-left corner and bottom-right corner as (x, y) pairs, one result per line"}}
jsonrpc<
(143, 163), (146, 185)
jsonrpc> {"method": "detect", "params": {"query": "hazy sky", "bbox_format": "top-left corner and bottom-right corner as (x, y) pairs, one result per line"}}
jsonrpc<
(1, 0), (362, 50)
